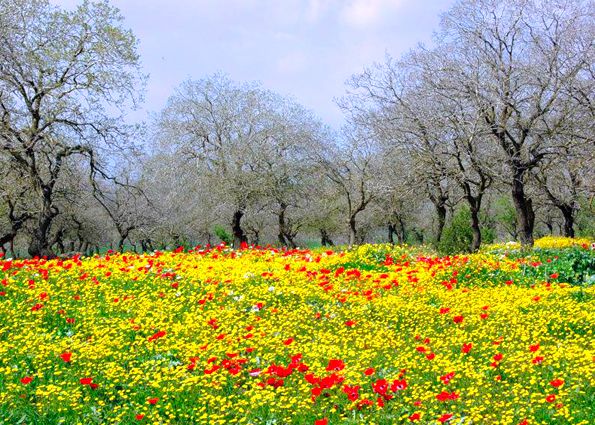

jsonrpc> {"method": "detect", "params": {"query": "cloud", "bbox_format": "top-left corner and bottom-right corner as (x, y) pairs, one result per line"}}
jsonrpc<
(340, 0), (403, 28)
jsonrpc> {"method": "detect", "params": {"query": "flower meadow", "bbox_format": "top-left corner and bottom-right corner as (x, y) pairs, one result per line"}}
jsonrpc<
(0, 238), (593, 425)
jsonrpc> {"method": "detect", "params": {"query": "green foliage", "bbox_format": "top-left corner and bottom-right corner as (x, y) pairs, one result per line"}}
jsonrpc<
(438, 207), (495, 255)
(576, 197), (595, 237)
(438, 208), (473, 254)
(494, 196), (518, 238)
(214, 225), (233, 245)
(530, 248), (595, 286)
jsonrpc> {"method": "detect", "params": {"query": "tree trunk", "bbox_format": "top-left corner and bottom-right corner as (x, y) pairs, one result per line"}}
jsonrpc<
(397, 217), (406, 244)
(348, 215), (357, 246)
(277, 202), (288, 247)
(232, 210), (247, 248)
(28, 186), (58, 258)
(435, 204), (447, 243)
(118, 237), (126, 252)
(470, 206), (482, 252)
(28, 213), (55, 258)
(559, 205), (575, 238)
(387, 224), (395, 244)
(511, 170), (535, 247)
(320, 229), (334, 246)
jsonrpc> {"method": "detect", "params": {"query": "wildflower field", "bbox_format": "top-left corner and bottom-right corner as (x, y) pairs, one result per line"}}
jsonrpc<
(0, 237), (593, 425)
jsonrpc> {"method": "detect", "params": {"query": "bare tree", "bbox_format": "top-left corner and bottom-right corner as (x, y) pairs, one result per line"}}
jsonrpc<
(0, 0), (144, 257)
(437, 0), (594, 246)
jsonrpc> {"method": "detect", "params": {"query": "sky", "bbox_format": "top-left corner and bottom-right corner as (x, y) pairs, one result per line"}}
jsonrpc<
(52, 0), (456, 128)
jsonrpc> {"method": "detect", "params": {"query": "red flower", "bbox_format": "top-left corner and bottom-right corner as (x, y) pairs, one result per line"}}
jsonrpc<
(439, 307), (450, 314)
(550, 378), (564, 388)
(549, 273), (559, 279)
(493, 353), (503, 362)
(148, 330), (166, 342)
(391, 379), (407, 392)
(532, 356), (544, 365)
(342, 384), (360, 401)
(453, 315), (464, 324)
(135, 414), (145, 420)
(480, 313), (489, 319)
(80, 377), (93, 385)
(505, 280), (513, 286)
(546, 394), (556, 403)
(409, 413), (421, 421)
(148, 397), (159, 405)
(314, 419), (328, 425)
(436, 391), (459, 402)
(518, 420), (528, 425)
(438, 413), (454, 423)
(426, 352), (436, 361)
(60, 352), (72, 363)
(31, 303), (43, 311)
(440, 372), (455, 385)
(283, 338), (294, 345)
(344, 320), (356, 327)
(326, 359), (345, 371)
(372, 379), (389, 395)
(462, 343), (472, 354)
(20, 376), (33, 385)
(529, 343), (540, 352)
(364, 367), (375, 376)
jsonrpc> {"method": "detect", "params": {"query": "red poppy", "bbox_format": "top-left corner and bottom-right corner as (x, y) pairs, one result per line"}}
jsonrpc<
(439, 307), (450, 314)
(440, 372), (455, 384)
(409, 413), (421, 421)
(550, 378), (564, 388)
(372, 379), (389, 395)
(326, 359), (345, 371)
(426, 352), (436, 360)
(31, 303), (43, 311)
(148, 330), (166, 342)
(364, 367), (375, 376)
(148, 397), (159, 405)
(80, 377), (93, 385)
(453, 315), (464, 324)
(462, 343), (472, 354)
(60, 352), (72, 363)
(529, 343), (540, 352)
(135, 414), (145, 420)
(391, 379), (407, 392)
(342, 384), (360, 401)
(436, 391), (459, 401)
(20, 376), (33, 385)
(546, 394), (556, 403)
(532, 356), (544, 365)
(518, 420), (528, 425)
(283, 338), (294, 345)
(345, 320), (356, 327)
(549, 273), (559, 279)
(314, 419), (328, 425)
(438, 413), (454, 423)
(493, 353), (503, 362)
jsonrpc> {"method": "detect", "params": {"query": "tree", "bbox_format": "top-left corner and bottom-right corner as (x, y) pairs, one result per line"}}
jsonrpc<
(317, 128), (381, 246)
(0, 0), (144, 257)
(437, 0), (594, 246)
(342, 55), (454, 244)
(156, 74), (326, 248)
